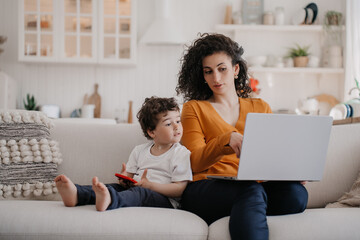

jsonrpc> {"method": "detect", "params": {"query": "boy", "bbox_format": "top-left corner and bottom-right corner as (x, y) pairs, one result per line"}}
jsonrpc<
(55, 97), (192, 211)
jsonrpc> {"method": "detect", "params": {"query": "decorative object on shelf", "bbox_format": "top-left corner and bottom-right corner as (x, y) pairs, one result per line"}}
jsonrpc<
(313, 93), (340, 115)
(322, 45), (343, 68)
(224, 1), (233, 24)
(265, 54), (276, 67)
(246, 55), (266, 67)
(23, 94), (37, 111)
(307, 55), (320, 68)
(296, 97), (319, 115)
(127, 101), (133, 123)
(291, 3), (317, 25)
(284, 57), (294, 68)
(81, 104), (95, 118)
(25, 42), (36, 56)
(70, 108), (81, 118)
(304, 3), (318, 25)
(83, 83), (101, 118)
(0, 35), (7, 56)
(263, 11), (274, 25)
(348, 78), (360, 97)
(324, 11), (342, 26)
(287, 44), (310, 67)
(274, 7), (285, 25)
(249, 77), (260, 95)
(39, 105), (61, 118)
(232, 11), (242, 24)
(330, 98), (360, 120)
(322, 11), (343, 68)
(242, 0), (264, 25)
(323, 10), (343, 46)
(274, 56), (285, 68)
(114, 107), (127, 123)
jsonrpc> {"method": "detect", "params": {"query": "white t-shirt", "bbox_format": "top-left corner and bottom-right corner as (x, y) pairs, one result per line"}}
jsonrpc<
(126, 142), (193, 208)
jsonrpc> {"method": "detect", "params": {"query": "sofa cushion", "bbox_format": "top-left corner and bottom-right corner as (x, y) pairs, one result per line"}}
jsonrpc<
(51, 122), (147, 185)
(0, 110), (62, 200)
(0, 200), (208, 240)
(208, 208), (360, 240)
(326, 168), (360, 207)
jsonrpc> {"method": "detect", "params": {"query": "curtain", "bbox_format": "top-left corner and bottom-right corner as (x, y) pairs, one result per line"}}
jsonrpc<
(345, 0), (360, 101)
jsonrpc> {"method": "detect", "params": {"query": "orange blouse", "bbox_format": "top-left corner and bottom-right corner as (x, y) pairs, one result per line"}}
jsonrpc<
(181, 98), (272, 181)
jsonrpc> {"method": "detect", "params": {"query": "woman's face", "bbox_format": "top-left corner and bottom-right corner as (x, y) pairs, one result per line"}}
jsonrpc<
(202, 52), (239, 96)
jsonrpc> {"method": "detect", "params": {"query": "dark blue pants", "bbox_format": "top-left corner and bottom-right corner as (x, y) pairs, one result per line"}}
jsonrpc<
(180, 180), (308, 240)
(75, 183), (173, 210)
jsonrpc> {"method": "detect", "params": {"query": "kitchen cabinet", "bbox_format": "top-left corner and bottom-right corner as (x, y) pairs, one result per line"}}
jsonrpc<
(215, 24), (346, 113)
(19, 0), (57, 62)
(18, 0), (137, 65)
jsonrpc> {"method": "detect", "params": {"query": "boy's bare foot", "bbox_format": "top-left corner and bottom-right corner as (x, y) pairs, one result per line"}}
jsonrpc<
(92, 177), (111, 212)
(54, 175), (78, 207)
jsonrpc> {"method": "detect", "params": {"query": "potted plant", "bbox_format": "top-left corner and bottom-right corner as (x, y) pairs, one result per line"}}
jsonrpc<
(323, 11), (343, 46)
(324, 11), (342, 26)
(23, 93), (37, 110)
(288, 44), (310, 67)
(0, 35), (7, 56)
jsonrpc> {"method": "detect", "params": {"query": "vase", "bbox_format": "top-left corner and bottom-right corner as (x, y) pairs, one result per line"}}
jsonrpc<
(293, 56), (309, 67)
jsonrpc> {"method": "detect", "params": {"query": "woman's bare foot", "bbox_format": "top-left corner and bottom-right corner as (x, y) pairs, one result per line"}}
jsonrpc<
(54, 175), (78, 207)
(92, 177), (111, 212)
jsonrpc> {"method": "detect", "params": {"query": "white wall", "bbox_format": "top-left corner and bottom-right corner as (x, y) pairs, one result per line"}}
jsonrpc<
(0, 0), (346, 119)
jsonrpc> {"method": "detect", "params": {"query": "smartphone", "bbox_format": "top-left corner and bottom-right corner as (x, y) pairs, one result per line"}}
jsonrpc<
(115, 173), (138, 184)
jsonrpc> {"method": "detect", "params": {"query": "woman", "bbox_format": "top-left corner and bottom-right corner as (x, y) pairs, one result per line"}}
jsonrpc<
(176, 33), (308, 240)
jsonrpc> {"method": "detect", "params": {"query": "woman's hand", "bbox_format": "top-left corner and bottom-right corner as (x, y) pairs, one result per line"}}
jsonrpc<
(135, 169), (152, 190)
(229, 132), (244, 158)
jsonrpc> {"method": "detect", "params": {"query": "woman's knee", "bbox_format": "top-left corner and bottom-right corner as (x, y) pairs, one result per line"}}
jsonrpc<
(237, 181), (267, 204)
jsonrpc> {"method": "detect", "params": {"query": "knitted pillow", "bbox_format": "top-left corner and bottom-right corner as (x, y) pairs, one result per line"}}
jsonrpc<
(326, 170), (360, 208)
(0, 110), (62, 200)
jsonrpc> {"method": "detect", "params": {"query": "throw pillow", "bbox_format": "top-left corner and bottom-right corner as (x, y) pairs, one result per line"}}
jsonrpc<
(0, 110), (62, 200)
(326, 170), (360, 208)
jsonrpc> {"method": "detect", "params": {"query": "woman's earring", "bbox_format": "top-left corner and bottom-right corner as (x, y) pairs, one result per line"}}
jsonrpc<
(234, 75), (238, 79)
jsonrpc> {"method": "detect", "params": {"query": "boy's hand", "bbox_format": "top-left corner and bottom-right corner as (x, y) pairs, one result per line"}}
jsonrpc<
(120, 163), (127, 174)
(135, 169), (152, 190)
(118, 163), (135, 188)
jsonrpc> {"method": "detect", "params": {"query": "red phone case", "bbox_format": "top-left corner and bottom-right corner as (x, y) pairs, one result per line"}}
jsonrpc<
(115, 173), (138, 183)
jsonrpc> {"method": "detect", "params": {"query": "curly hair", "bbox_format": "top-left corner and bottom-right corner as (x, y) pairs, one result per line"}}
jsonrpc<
(176, 33), (252, 101)
(137, 96), (180, 140)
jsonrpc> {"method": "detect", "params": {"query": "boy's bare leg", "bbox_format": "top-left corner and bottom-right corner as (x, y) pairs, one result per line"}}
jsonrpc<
(54, 175), (78, 207)
(92, 177), (111, 211)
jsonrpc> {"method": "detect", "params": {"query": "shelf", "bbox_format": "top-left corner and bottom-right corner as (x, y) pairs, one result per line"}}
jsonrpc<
(215, 24), (345, 33)
(333, 117), (360, 125)
(249, 67), (344, 74)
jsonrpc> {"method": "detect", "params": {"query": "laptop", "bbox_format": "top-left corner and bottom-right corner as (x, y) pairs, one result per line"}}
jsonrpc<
(207, 113), (333, 181)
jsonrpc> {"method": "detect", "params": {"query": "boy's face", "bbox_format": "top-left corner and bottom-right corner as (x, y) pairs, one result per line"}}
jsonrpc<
(147, 110), (183, 145)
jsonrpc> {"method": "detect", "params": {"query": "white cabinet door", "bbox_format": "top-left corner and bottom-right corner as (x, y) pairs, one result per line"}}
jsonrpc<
(99, 0), (137, 65)
(18, 0), (137, 65)
(19, 0), (58, 62)
(59, 0), (97, 63)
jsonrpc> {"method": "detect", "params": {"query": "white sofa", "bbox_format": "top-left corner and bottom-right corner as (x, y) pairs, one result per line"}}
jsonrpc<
(1, 120), (360, 240)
